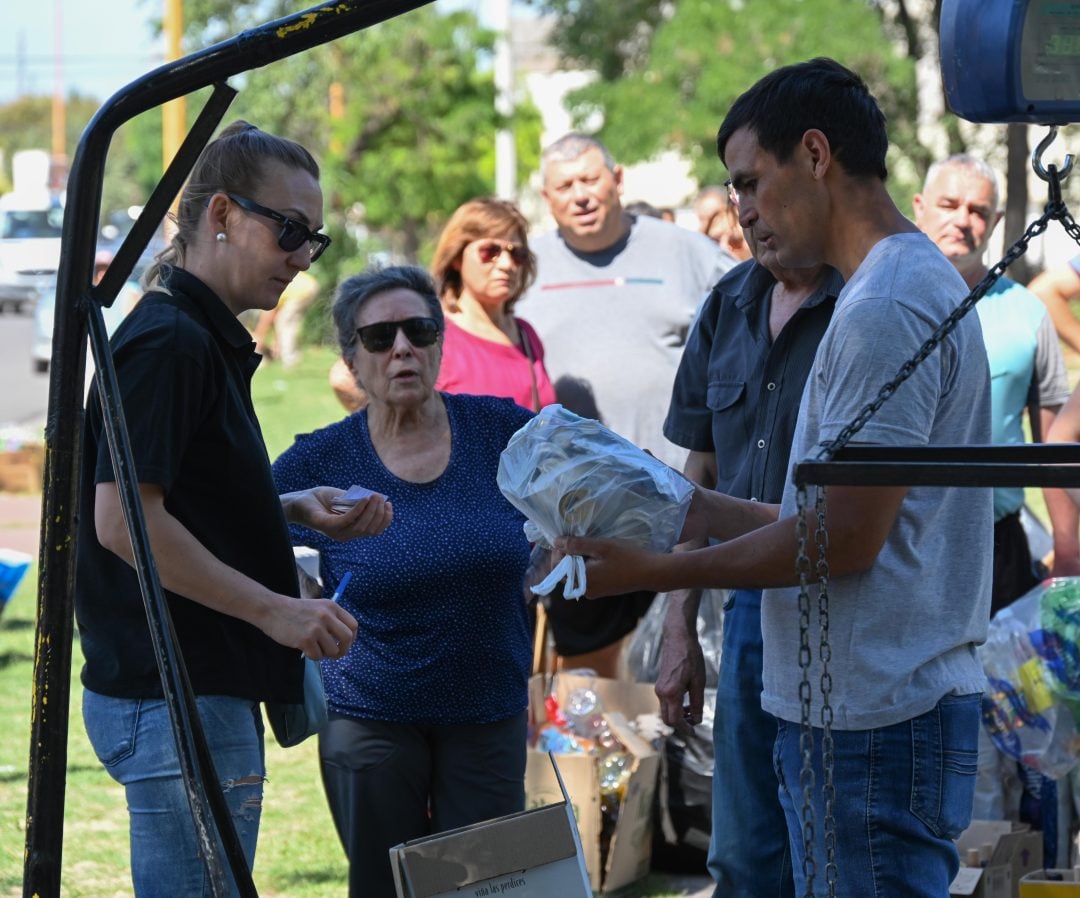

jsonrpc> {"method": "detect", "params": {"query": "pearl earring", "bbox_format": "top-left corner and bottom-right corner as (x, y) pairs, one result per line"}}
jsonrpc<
(216, 232), (227, 243)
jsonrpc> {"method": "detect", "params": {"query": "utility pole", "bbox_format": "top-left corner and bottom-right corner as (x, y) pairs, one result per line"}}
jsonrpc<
(492, 0), (515, 200)
(162, 0), (186, 173)
(50, 0), (67, 191)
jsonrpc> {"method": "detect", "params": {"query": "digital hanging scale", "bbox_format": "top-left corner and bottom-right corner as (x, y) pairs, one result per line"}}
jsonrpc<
(941, 0), (1080, 124)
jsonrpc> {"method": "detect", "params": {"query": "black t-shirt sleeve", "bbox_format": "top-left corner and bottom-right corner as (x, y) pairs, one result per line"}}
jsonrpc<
(94, 319), (216, 490)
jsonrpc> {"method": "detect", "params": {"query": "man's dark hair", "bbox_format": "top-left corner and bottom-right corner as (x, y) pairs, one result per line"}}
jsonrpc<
(716, 58), (888, 181)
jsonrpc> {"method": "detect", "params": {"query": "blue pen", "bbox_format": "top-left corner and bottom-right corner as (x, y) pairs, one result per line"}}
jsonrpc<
(330, 570), (352, 603)
(301, 571), (353, 659)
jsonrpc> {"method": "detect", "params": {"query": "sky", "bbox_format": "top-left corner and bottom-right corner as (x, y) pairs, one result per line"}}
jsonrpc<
(0, 0), (161, 105)
(0, 0), (508, 106)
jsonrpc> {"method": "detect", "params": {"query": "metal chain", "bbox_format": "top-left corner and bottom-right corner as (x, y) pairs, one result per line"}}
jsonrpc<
(794, 485), (817, 896)
(815, 488), (837, 898)
(792, 164), (1080, 898)
(818, 185), (1078, 462)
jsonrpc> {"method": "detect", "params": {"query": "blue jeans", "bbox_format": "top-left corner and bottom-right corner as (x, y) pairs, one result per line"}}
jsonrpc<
(710, 588), (793, 898)
(83, 689), (265, 898)
(774, 693), (980, 898)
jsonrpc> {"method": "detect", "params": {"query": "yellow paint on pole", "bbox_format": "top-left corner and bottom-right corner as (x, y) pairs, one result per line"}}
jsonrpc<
(162, 0), (186, 178)
(276, 13), (320, 38)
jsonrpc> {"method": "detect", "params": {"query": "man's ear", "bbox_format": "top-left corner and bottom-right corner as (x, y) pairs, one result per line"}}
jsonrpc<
(912, 192), (926, 224)
(612, 163), (625, 197)
(802, 129), (832, 181)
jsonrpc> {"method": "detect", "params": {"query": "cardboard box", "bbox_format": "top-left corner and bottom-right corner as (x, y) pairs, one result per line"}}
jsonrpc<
(525, 673), (661, 894)
(390, 754), (591, 898)
(0, 444), (44, 493)
(951, 820), (1044, 898)
(1019, 870), (1080, 896)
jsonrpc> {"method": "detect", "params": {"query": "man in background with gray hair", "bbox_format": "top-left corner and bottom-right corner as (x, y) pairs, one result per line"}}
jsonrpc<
(517, 132), (733, 676)
(913, 153), (1075, 608)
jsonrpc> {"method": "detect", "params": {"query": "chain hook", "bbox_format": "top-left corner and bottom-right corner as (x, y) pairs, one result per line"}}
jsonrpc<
(1033, 126), (1074, 183)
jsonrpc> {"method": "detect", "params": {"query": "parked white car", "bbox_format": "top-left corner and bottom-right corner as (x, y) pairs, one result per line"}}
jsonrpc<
(32, 251), (139, 375)
(0, 191), (63, 316)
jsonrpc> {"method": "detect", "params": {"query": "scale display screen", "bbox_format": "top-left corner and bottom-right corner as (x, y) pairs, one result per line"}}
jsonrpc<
(941, 0), (1080, 123)
(1021, 2), (1080, 102)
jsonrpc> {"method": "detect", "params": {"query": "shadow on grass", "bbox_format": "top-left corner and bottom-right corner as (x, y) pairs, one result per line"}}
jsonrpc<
(0, 650), (34, 668)
(273, 866), (348, 889)
(0, 763), (105, 784)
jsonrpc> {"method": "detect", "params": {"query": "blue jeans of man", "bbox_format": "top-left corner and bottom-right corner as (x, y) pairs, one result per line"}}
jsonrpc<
(709, 588), (793, 898)
(774, 692), (980, 898)
(83, 689), (265, 898)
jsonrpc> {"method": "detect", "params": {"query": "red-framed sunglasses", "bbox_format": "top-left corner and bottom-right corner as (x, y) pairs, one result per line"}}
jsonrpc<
(475, 240), (528, 266)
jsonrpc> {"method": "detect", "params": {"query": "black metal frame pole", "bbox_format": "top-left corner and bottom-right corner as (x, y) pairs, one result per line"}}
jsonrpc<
(23, 3), (433, 896)
(794, 444), (1080, 489)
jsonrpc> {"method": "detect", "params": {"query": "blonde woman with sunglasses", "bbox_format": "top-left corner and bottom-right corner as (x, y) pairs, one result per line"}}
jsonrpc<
(77, 122), (388, 897)
(430, 197), (555, 411)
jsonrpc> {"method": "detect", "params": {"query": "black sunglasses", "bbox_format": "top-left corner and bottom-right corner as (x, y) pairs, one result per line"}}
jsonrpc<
(227, 194), (331, 262)
(475, 240), (529, 266)
(355, 317), (442, 353)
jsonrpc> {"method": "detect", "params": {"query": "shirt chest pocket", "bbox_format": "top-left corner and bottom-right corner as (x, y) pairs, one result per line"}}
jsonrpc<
(707, 380), (746, 413)
(706, 379), (751, 483)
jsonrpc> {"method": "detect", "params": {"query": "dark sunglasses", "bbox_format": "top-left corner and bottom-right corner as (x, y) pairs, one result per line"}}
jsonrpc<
(355, 317), (442, 353)
(227, 194), (331, 262)
(475, 240), (528, 266)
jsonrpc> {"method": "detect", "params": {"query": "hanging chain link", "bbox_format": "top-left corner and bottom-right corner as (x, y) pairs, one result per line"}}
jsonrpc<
(793, 164), (1080, 898)
(794, 485), (817, 895)
(815, 487), (837, 898)
(819, 181), (1074, 464)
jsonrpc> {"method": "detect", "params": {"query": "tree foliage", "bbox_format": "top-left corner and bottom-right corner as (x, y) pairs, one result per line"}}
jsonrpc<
(531, 0), (924, 206)
(526, 0), (668, 81)
(0, 93), (162, 222)
(176, 3), (541, 264)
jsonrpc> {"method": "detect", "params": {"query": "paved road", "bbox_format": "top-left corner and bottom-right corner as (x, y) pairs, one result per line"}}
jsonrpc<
(0, 308), (49, 430)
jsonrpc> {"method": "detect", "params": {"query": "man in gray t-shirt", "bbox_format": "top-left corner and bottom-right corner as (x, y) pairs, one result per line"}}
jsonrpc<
(517, 133), (733, 471)
(518, 132), (732, 676)
(560, 60), (993, 897)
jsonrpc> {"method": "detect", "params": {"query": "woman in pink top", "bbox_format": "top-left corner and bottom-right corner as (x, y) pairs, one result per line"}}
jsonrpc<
(431, 198), (556, 411)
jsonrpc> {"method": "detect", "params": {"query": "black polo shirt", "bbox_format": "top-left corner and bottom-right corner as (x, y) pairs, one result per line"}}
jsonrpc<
(76, 267), (302, 703)
(664, 260), (843, 504)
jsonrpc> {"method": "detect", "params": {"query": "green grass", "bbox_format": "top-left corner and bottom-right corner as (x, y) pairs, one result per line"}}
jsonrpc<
(0, 566), (350, 897)
(0, 570), (690, 896)
(250, 346), (351, 462)
(0, 349), (692, 896)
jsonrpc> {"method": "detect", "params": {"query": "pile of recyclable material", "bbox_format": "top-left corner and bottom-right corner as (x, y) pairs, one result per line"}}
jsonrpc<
(532, 681), (636, 870)
(980, 577), (1080, 779)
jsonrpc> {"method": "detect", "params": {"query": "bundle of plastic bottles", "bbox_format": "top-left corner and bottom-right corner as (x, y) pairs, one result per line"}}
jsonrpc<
(979, 577), (1080, 779)
(535, 685), (633, 799)
(533, 683), (635, 867)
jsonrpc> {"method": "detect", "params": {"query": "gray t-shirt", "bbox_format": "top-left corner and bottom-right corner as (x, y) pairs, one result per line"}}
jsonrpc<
(761, 232), (993, 730)
(516, 215), (734, 468)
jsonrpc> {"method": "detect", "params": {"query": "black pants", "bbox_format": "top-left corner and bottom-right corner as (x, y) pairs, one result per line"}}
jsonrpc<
(545, 588), (656, 655)
(318, 710), (527, 898)
(991, 510), (1043, 617)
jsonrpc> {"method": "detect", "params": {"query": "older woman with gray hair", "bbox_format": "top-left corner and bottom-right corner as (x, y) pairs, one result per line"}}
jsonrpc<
(272, 265), (535, 898)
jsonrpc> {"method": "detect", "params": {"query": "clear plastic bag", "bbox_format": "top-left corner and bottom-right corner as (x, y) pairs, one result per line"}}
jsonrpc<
(979, 577), (1080, 779)
(497, 405), (694, 599)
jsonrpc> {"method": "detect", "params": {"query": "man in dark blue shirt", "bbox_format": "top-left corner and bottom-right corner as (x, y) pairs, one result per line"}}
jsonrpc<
(657, 240), (841, 898)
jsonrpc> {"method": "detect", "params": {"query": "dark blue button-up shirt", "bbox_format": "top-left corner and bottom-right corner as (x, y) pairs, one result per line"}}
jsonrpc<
(664, 259), (843, 503)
